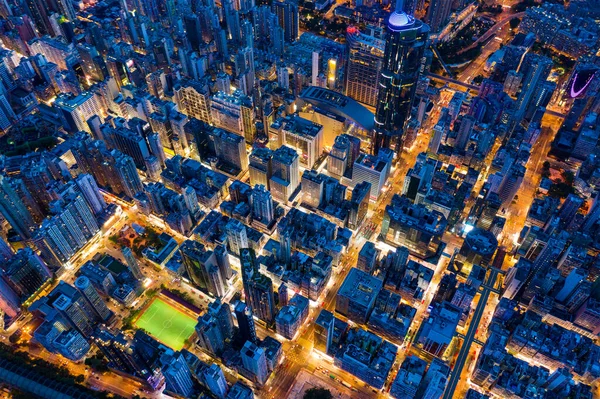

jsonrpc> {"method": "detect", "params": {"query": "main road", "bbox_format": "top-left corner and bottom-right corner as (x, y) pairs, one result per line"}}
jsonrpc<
(457, 11), (526, 55)
(442, 263), (501, 399)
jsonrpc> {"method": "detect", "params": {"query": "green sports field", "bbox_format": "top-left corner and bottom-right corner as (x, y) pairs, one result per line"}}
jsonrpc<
(134, 297), (197, 350)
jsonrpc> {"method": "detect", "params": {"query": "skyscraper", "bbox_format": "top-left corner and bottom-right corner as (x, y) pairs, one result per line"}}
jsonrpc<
(2, 247), (51, 301)
(234, 300), (258, 344)
(0, 175), (38, 239)
(180, 240), (226, 297)
(74, 173), (107, 216)
(74, 276), (113, 322)
(374, 0), (429, 155)
(251, 184), (274, 226)
(196, 313), (225, 355)
(345, 26), (385, 107)
(269, 145), (299, 204)
(240, 248), (276, 323)
(214, 245), (233, 281)
(122, 246), (143, 281)
(240, 340), (269, 385)
(513, 54), (553, 127)
(33, 194), (99, 267)
(249, 147), (273, 189)
(273, 0), (299, 43)
(425, 0), (452, 33)
(212, 128), (249, 172)
(203, 363), (229, 398)
(225, 219), (248, 256)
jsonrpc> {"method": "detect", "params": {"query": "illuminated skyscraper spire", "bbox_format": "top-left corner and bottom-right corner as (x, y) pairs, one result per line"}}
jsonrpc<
(373, 0), (429, 156)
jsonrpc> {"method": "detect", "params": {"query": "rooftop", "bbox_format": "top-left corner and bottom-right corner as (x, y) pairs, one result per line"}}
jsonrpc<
(338, 268), (383, 307)
(299, 86), (375, 131)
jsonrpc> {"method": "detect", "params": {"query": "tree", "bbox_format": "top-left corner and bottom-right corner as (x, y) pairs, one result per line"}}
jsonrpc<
(509, 18), (521, 30)
(561, 170), (575, 185)
(303, 387), (333, 399)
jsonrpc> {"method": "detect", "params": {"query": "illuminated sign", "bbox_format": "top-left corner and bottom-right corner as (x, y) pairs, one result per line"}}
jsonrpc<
(568, 68), (598, 98)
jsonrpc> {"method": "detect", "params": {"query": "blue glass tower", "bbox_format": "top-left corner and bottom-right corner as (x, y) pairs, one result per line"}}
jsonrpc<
(374, 0), (429, 156)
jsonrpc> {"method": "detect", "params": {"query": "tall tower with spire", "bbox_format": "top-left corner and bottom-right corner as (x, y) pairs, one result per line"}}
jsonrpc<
(373, 0), (429, 156)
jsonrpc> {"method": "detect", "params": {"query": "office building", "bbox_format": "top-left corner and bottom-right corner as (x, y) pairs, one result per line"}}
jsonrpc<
(234, 300), (258, 345)
(240, 248), (276, 323)
(357, 242), (380, 275)
(328, 134), (351, 178)
(161, 352), (194, 398)
(345, 26), (385, 107)
(245, 270), (276, 324)
(390, 356), (427, 399)
(2, 247), (51, 301)
(225, 219), (248, 257)
(273, 0), (299, 43)
(207, 298), (234, 340)
(214, 245), (233, 281)
(513, 54), (553, 126)
(30, 282), (99, 338)
(459, 228), (498, 267)
(74, 276), (113, 322)
(381, 194), (447, 259)
(314, 309), (335, 355)
(348, 181), (371, 230)
(211, 90), (255, 143)
(0, 175), (38, 239)
(212, 128), (249, 173)
(180, 240), (226, 297)
(249, 147), (273, 189)
(227, 381), (254, 399)
(278, 282), (289, 307)
(426, 0), (452, 33)
(276, 115), (323, 169)
(416, 301), (462, 357)
(196, 313), (226, 355)
(54, 92), (104, 133)
(374, 0), (429, 154)
(336, 268), (383, 324)
(269, 146), (300, 204)
(352, 150), (393, 200)
(122, 246), (143, 281)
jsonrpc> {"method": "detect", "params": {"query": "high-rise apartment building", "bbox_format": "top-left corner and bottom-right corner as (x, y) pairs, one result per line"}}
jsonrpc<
(240, 340), (269, 385)
(225, 219), (248, 257)
(33, 194), (99, 267)
(0, 174), (38, 239)
(251, 184), (274, 226)
(74, 174), (107, 216)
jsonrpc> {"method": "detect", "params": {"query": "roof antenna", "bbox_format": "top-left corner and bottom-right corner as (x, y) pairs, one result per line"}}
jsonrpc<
(395, 0), (404, 13)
